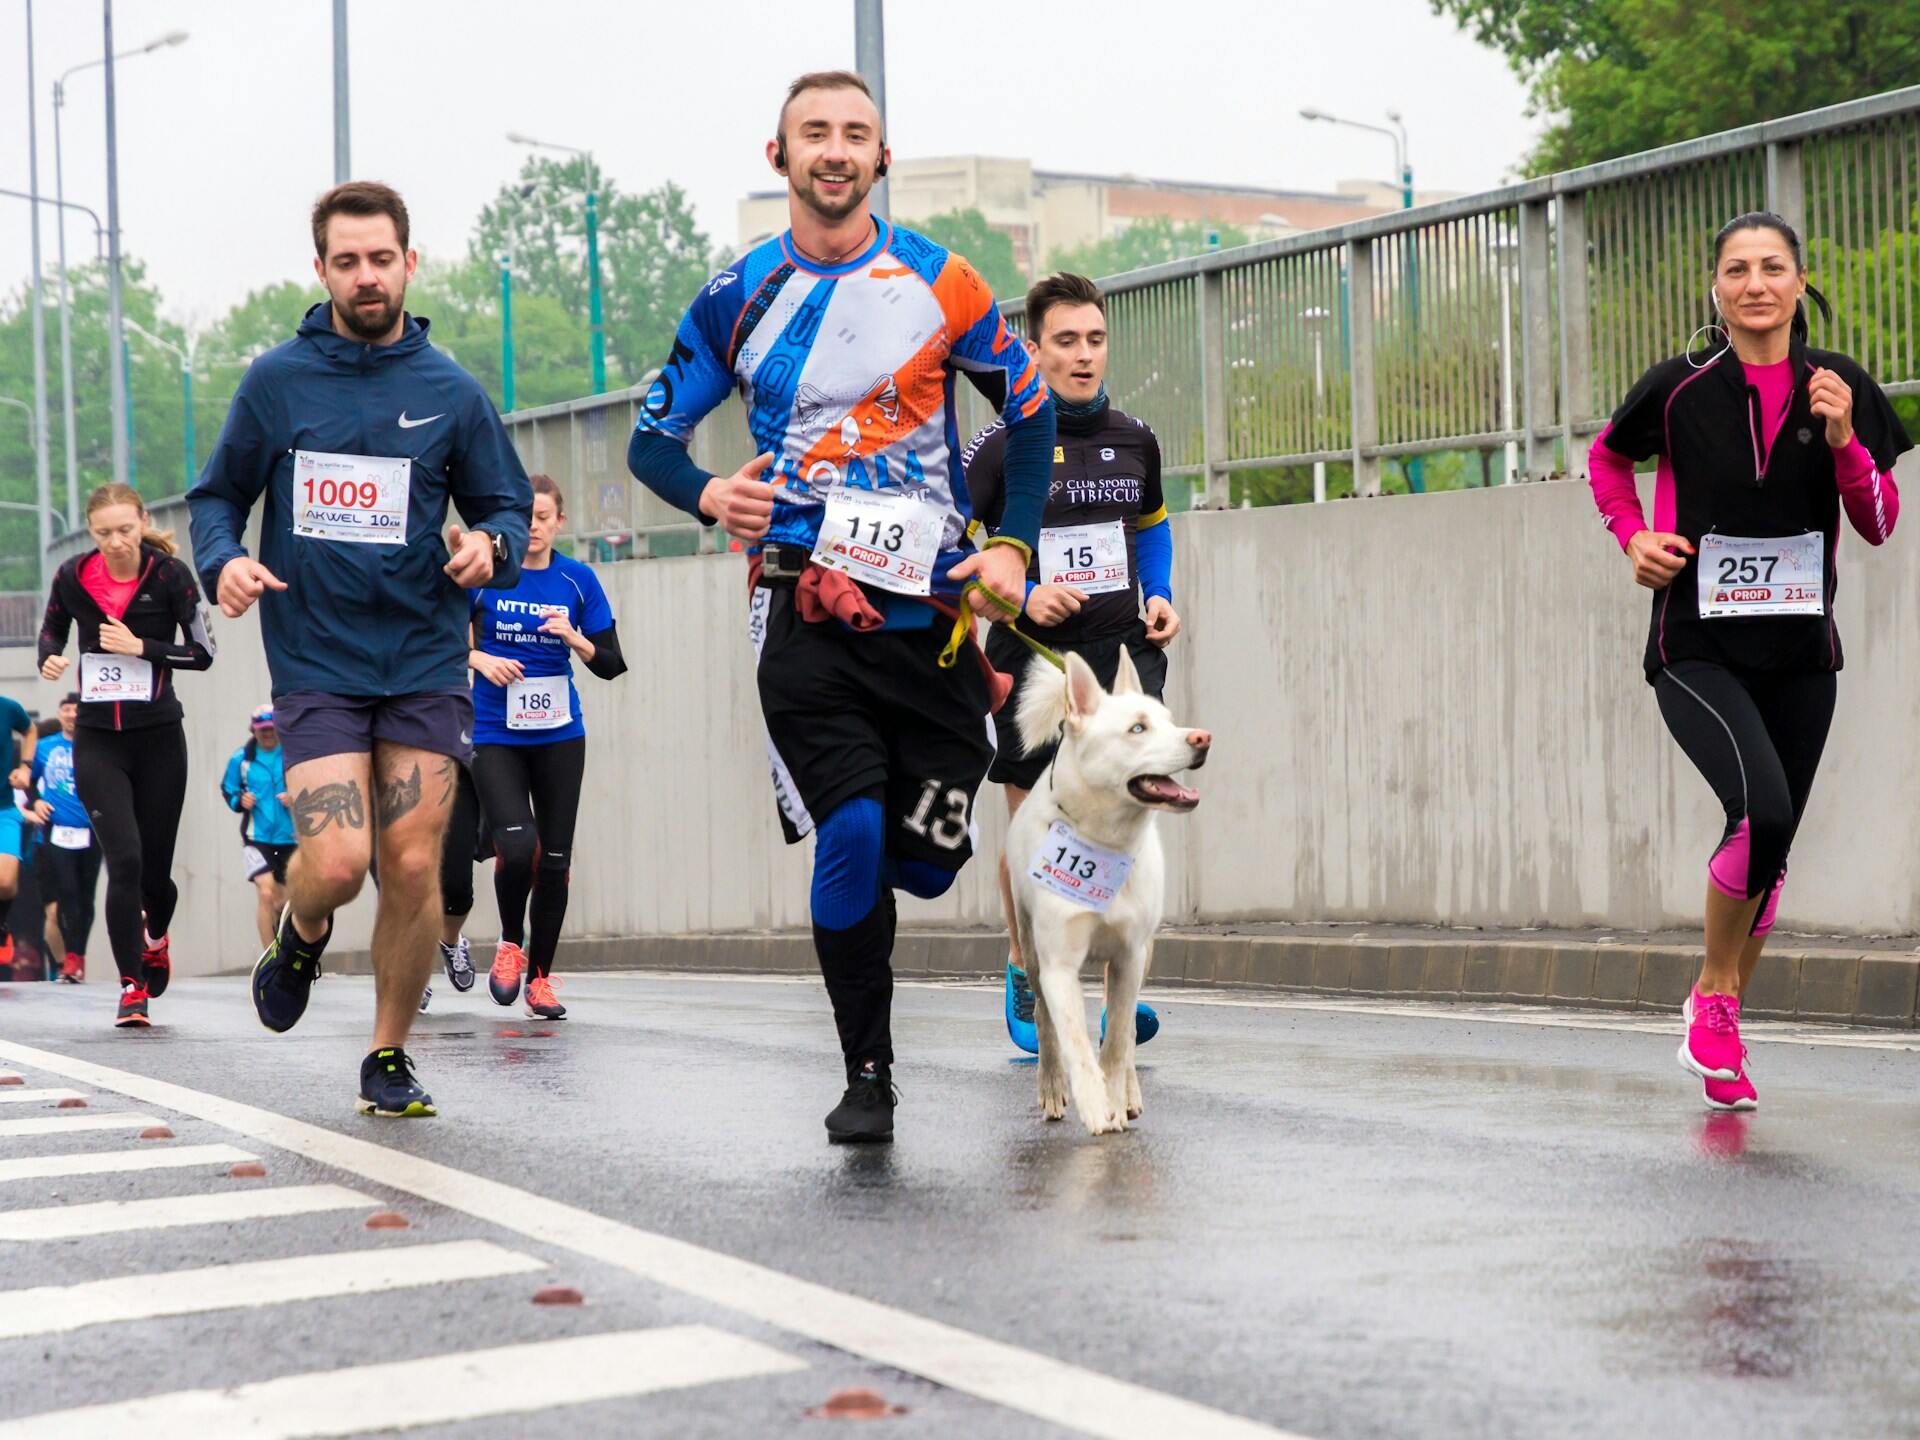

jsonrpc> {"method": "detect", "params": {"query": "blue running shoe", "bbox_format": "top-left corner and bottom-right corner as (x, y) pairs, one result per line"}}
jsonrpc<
(252, 905), (329, 1034)
(1005, 960), (1039, 1054)
(1100, 1002), (1161, 1047)
(357, 1047), (437, 1118)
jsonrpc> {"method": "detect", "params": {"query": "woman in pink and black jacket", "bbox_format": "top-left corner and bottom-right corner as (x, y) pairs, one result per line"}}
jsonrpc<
(1588, 211), (1909, 1113)
(38, 482), (214, 1027)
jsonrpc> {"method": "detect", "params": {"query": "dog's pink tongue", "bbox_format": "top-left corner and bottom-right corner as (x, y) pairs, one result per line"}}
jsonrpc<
(1138, 776), (1201, 807)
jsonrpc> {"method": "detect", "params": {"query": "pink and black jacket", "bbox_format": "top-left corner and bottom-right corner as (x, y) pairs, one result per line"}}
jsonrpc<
(38, 544), (214, 732)
(1589, 336), (1910, 682)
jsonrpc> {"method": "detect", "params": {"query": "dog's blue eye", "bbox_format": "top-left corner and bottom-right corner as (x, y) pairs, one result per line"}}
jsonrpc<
(1129, 722), (1147, 734)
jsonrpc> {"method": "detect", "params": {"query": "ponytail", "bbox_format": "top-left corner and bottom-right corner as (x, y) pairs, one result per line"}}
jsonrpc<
(1793, 283), (1834, 347)
(84, 481), (176, 556)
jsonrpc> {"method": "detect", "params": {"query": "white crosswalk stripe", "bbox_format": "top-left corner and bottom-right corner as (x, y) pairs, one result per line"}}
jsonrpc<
(0, 1183), (376, 1241)
(0, 1113), (164, 1138)
(0, 1325), (806, 1439)
(0, 1089), (87, 1105)
(0, 1239), (547, 1340)
(0, 1143), (257, 1184)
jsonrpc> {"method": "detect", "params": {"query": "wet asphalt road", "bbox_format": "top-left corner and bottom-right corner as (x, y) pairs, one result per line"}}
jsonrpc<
(0, 970), (1916, 1439)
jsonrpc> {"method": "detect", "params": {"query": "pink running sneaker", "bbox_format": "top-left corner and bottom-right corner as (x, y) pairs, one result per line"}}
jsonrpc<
(1680, 987), (1743, 1082)
(1703, 1051), (1758, 1112)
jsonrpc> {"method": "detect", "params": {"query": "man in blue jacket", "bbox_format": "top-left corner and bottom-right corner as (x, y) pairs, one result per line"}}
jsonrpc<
(188, 181), (531, 1119)
(221, 705), (295, 952)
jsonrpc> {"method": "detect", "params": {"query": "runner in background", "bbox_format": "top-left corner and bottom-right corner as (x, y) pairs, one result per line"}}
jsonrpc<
(25, 695), (100, 982)
(222, 705), (295, 950)
(467, 475), (627, 1020)
(1588, 210), (1908, 1111)
(0, 692), (35, 979)
(961, 272), (1176, 1056)
(39, 483), (214, 1027)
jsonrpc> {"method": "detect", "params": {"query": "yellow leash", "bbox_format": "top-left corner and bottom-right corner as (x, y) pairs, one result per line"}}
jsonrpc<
(938, 581), (1066, 673)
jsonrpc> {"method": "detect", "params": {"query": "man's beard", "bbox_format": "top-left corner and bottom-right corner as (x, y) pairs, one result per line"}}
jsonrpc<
(335, 288), (405, 340)
(794, 170), (871, 224)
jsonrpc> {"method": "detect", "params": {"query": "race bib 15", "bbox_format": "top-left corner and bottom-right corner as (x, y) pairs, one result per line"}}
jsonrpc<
(1040, 520), (1130, 595)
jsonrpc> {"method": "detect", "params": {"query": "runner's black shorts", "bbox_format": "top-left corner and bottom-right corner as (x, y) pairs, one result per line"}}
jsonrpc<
(241, 841), (295, 885)
(985, 617), (1169, 790)
(274, 688), (474, 770)
(752, 584), (994, 870)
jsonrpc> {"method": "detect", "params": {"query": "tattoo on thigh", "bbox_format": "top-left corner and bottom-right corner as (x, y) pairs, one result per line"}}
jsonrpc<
(435, 756), (458, 806)
(376, 763), (424, 825)
(293, 782), (366, 836)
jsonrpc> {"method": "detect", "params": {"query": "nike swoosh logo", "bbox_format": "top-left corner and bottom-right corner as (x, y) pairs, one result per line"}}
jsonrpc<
(397, 412), (446, 429)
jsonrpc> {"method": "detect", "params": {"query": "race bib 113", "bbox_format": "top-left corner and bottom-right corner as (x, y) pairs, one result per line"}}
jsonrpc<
(1027, 819), (1134, 912)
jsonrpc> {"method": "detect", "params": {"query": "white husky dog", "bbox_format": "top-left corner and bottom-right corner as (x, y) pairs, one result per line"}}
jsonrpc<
(1005, 647), (1211, 1136)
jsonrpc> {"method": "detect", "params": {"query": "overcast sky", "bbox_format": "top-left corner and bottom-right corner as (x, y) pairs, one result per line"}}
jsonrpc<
(1, 0), (1540, 328)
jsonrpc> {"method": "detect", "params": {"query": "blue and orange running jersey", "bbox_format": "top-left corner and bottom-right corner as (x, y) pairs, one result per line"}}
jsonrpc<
(634, 220), (1047, 600)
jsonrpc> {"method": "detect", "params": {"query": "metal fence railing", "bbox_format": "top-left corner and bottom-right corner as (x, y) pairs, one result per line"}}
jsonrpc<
(486, 86), (1920, 549)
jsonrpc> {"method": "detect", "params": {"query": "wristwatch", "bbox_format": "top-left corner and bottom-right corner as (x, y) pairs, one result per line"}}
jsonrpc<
(485, 530), (510, 568)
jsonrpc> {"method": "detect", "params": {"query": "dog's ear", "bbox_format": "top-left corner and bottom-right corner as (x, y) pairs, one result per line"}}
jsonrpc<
(1112, 645), (1142, 696)
(1064, 651), (1104, 730)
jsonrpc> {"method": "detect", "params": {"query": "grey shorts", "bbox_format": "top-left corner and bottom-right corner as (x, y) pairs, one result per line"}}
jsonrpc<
(275, 689), (474, 771)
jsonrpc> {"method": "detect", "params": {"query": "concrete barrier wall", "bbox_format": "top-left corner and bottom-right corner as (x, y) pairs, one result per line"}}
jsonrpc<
(9, 462), (1918, 978)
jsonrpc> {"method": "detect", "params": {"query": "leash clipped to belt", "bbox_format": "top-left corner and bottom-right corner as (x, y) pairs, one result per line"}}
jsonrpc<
(938, 581), (1066, 673)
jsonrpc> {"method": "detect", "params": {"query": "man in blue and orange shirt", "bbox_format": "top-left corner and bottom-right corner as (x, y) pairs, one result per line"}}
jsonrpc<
(630, 68), (1054, 1144)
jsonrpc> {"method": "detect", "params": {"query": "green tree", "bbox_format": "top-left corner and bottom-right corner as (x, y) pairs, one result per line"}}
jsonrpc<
(913, 209), (1026, 299)
(470, 154), (714, 389)
(407, 254), (593, 413)
(1047, 218), (1251, 280)
(1430, 0), (1920, 174)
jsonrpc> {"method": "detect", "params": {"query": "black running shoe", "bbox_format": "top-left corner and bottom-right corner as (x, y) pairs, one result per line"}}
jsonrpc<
(356, 1047), (437, 1118)
(252, 905), (329, 1034)
(824, 1060), (897, 1144)
(115, 981), (151, 1029)
(141, 935), (172, 997)
(441, 936), (475, 992)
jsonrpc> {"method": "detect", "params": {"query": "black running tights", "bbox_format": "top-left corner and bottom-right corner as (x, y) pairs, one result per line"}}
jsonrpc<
(472, 739), (585, 978)
(43, 842), (102, 961)
(74, 723), (188, 983)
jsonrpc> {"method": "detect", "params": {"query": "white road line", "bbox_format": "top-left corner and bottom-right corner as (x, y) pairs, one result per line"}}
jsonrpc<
(0, 1143), (256, 1184)
(0, 1113), (163, 1139)
(0, 1089), (87, 1105)
(0, 1183), (375, 1241)
(0, 1324), (802, 1439)
(0, 1239), (546, 1340)
(0, 1039), (1311, 1440)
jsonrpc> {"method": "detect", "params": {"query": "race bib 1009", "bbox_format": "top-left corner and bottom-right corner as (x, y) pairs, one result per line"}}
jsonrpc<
(1027, 819), (1134, 912)
(80, 652), (153, 703)
(1040, 520), (1130, 595)
(505, 675), (572, 731)
(293, 450), (411, 546)
(1697, 531), (1825, 619)
(810, 489), (942, 596)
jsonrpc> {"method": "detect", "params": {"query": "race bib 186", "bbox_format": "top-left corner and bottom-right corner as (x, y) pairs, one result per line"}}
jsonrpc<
(1697, 531), (1825, 619)
(80, 652), (153, 703)
(1040, 520), (1130, 595)
(1028, 819), (1134, 912)
(293, 450), (411, 546)
(51, 824), (90, 851)
(810, 489), (942, 596)
(505, 675), (572, 731)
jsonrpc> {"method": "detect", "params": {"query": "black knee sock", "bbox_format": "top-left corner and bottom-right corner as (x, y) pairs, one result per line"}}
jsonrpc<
(812, 889), (896, 1079)
(0, 895), (11, 936)
(527, 864), (569, 978)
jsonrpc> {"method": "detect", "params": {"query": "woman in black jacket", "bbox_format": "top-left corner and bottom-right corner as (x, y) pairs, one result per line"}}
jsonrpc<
(39, 482), (214, 1027)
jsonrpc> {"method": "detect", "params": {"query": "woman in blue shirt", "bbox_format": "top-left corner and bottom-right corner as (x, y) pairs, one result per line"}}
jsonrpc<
(467, 476), (626, 1019)
(221, 706), (295, 951)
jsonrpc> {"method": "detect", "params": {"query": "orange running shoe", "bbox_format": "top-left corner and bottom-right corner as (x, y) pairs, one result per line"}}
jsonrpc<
(524, 974), (567, 1021)
(488, 941), (526, 1006)
(59, 951), (85, 984)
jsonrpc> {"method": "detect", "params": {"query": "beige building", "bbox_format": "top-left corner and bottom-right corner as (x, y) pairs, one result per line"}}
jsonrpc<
(736, 155), (1450, 278)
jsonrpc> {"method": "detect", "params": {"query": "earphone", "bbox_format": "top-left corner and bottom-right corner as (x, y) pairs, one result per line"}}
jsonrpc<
(774, 137), (888, 178)
(1686, 283), (1731, 369)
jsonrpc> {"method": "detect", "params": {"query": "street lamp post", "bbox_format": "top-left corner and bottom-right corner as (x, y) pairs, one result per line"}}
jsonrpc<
(124, 320), (193, 494)
(55, 28), (186, 523)
(1301, 105), (1421, 491)
(22, 1), (52, 587)
(506, 133), (607, 394)
(499, 253), (515, 413)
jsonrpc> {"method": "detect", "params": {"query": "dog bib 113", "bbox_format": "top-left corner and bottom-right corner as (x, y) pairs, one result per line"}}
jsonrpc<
(1028, 819), (1134, 912)
(810, 488), (941, 596)
(1696, 531), (1824, 619)
(293, 450), (411, 545)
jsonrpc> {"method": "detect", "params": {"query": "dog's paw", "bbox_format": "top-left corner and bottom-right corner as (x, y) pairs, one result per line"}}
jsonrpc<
(1077, 1098), (1128, 1136)
(1039, 1072), (1069, 1122)
(1126, 1067), (1143, 1119)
